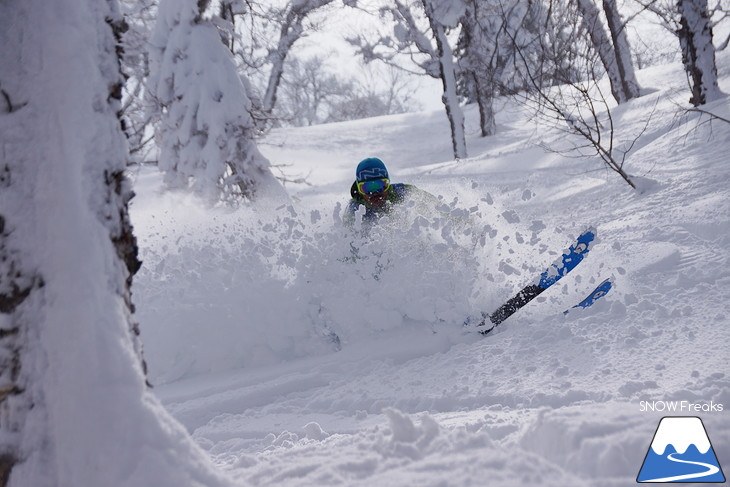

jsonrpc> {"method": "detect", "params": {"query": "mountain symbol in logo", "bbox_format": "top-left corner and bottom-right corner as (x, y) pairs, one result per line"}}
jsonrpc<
(637, 416), (725, 483)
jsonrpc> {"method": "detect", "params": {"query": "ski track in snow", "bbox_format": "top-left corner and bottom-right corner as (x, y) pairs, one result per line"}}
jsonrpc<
(645, 453), (720, 483)
(129, 54), (730, 486)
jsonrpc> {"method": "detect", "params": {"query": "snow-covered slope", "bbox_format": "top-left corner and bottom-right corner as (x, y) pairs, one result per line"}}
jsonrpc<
(129, 55), (730, 486)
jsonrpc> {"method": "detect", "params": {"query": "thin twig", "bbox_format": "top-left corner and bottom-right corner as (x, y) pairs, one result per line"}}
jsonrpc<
(1, 88), (14, 113)
(686, 107), (730, 124)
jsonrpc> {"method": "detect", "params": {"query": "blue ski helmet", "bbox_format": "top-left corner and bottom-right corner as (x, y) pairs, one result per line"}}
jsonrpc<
(356, 157), (389, 182)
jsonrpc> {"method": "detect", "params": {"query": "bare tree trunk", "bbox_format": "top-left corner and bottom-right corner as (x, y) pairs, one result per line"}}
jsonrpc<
(574, 0), (627, 103)
(262, 22), (302, 115)
(602, 0), (641, 99)
(461, 1), (497, 138)
(508, 18), (641, 190)
(475, 75), (496, 137)
(423, 0), (468, 159)
(218, 0), (236, 53)
(261, 0), (334, 117)
(677, 0), (724, 106)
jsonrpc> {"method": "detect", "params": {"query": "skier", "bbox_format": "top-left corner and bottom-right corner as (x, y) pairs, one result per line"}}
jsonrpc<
(344, 157), (436, 226)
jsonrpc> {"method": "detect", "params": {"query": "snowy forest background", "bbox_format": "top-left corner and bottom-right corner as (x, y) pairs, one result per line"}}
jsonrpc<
(1, 0), (729, 486)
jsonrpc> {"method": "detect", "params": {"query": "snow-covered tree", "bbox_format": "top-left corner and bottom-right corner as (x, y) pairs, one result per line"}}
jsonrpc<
(351, 0), (467, 158)
(149, 0), (286, 202)
(458, 0), (541, 137)
(676, 0), (724, 105)
(642, 0), (724, 106)
(574, 0), (641, 103)
(216, 0), (351, 126)
(458, 0), (499, 137)
(503, 0), (645, 188)
(421, 0), (467, 158)
(602, 0), (641, 99)
(276, 56), (417, 126)
(261, 0), (338, 117)
(120, 0), (159, 164)
(0, 0), (235, 485)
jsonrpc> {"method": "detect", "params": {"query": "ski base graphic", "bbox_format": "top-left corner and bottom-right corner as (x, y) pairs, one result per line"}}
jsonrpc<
(476, 228), (597, 334)
(563, 278), (613, 315)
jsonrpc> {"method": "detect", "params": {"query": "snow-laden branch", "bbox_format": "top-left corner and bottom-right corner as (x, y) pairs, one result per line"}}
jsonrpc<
(149, 0), (287, 202)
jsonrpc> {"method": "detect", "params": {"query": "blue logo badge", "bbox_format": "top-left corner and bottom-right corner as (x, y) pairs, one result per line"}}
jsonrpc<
(357, 167), (388, 180)
(637, 416), (725, 483)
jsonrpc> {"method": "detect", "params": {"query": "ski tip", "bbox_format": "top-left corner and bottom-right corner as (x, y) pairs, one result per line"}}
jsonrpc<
(579, 226), (598, 242)
(478, 325), (496, 336)
(564, 277), (615, 315)
(574, 227), (599, 254)
(593, 277), (615, 291)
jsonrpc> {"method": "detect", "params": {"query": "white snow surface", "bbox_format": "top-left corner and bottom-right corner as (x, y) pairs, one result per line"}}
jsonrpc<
(130, 55), (730, 486)
(650, 417), (711, 455)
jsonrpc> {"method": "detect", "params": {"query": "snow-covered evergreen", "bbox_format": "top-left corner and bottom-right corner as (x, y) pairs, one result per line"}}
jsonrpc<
(149, 0), (286, 202)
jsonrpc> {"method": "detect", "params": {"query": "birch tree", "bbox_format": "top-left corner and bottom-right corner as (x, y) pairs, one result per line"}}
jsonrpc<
(218, 0), (343, 125)
(350, 0), (467, 159)
(261, 0), (338, 117)
(676, 0), (724, 105)
(641, 0), (724, 106)
(422, 0), (468, 158)
(458, 0), (500, 136)
(504, 0), (648, 189)
(0, 0), (234, 485)
(602, 0), (641, 99)
(575, 0), (641, 103)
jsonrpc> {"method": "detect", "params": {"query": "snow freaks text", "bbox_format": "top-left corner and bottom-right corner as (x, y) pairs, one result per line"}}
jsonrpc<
(639, 401), (724, 413)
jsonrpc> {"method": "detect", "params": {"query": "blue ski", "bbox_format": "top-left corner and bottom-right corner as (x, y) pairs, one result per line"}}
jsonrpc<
(477, 227), (597, 334)
(563, 278), (613, 315)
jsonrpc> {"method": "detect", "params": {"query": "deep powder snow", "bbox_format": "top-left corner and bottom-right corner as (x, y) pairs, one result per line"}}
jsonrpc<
(130, 53), (730, 486)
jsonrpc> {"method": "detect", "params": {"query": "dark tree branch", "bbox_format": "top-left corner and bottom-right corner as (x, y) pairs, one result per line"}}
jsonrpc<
(0, 86), (27, 113)
(505, 13), (641, 189)
(687, 107), (730, 124)
(1, 88), (12, 113)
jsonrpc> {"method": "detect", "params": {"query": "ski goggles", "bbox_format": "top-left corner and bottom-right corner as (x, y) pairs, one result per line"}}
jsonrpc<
(357, 178), (390, 195)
